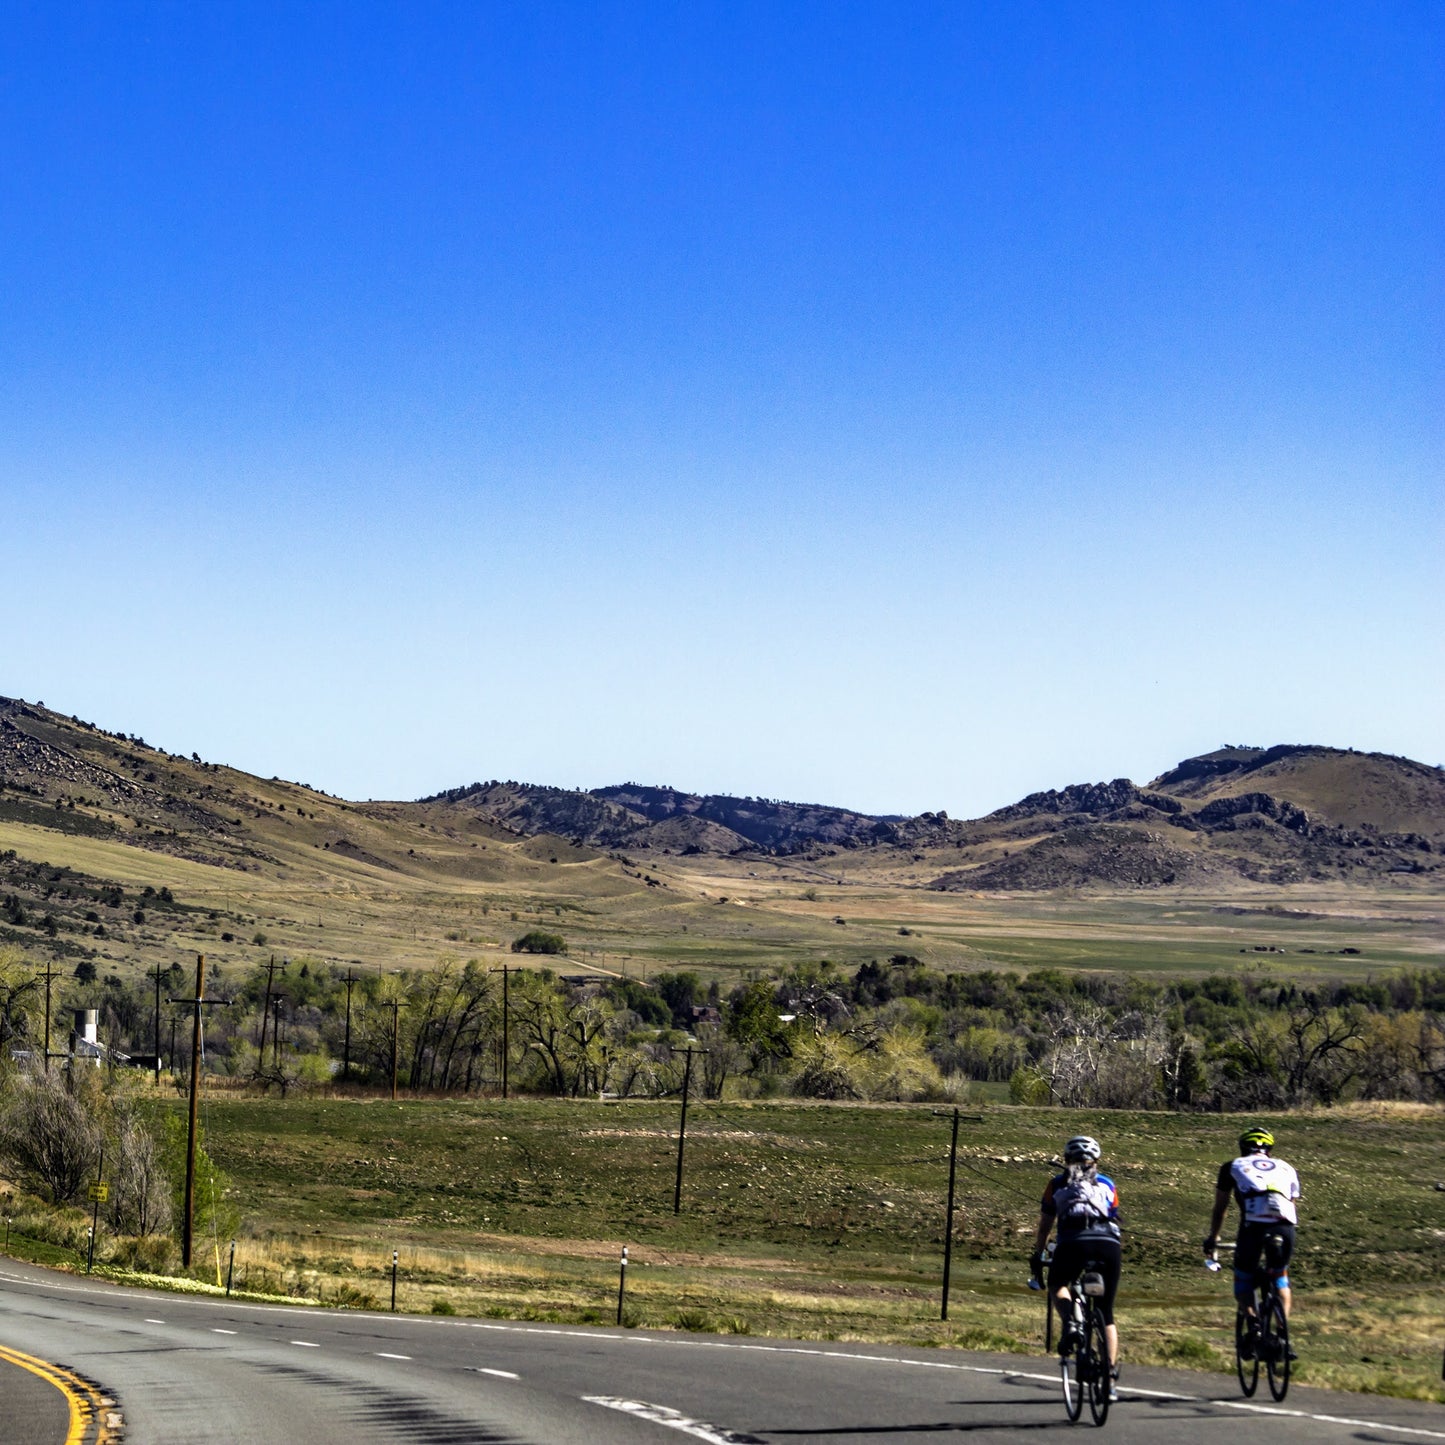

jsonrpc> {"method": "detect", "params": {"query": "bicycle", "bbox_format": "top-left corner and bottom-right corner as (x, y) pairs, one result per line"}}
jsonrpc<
(1205, 1237), (1291, 1402)
(1032, 1248), (1113, 1426)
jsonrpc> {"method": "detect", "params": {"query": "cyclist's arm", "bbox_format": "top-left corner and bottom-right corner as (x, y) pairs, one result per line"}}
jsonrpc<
(1034, 1211), (1053, 1255)
(1205, 1183), (1232, 1244)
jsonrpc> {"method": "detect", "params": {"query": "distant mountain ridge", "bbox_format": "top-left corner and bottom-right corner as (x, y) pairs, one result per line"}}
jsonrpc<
(425, 742), (1445, 888)
(420, 779), (912, 855)
(3, 693), (1441, 895)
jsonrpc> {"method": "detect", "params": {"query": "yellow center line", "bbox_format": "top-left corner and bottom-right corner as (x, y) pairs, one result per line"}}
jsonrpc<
(0, 1343), (118, 1444)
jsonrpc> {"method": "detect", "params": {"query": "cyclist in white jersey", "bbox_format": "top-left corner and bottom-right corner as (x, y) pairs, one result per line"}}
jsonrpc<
(1204, 1126), (1302, 1328)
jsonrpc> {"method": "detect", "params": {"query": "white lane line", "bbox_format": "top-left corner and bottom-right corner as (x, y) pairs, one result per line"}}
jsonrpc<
(144, 1318), (165, 1325)
(584, 1397), (761, 1444)
(211, 1328), (237, 1335)
(290, 1341), (319, 1348)
(376, 1352), (412, 1361)
(474, 1367), (518, 1380)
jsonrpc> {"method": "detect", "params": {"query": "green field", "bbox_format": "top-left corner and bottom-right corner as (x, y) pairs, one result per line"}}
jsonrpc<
(121, 1091), (1445, 1402)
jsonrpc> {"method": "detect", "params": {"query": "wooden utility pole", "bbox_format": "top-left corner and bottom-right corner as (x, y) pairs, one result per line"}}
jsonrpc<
(673, 1046), (703, 1215)
(389, 997), (401, 1100)
(39, 959), (60, 1074)
(489, 964), (511, 1099)
(271, 995), (283, 1070)
(257, 955), (284, 1062)
(171, 955), (225, 1268)
(147, 965), (166, 1083)
(342, 968), (357, 1082)
(941, 1107), (960, 1321)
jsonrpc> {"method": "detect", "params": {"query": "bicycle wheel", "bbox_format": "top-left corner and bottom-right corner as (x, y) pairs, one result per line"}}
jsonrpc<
(1085, 1309), (1111, 1427)
(1264, 1295), (1290, 1402)
(1235, 1310), (1259, 1397)
(1060, 1319), (1084, 1422)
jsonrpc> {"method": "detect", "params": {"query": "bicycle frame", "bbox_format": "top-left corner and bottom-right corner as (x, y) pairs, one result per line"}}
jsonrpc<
(1207, 1238), (1291, 1403)
(1058, 1262), (1112, 1427)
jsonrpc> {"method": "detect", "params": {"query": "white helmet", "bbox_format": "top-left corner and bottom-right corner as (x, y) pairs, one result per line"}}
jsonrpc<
(1064, 1135), (1101, 1164)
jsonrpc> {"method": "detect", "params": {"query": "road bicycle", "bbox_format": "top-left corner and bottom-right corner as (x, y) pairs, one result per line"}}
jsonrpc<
(1032, 1249), (1113, 1426)
(1205, 1237), (1291, 1402)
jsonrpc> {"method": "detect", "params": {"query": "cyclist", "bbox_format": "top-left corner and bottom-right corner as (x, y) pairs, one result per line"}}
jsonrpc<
(1031, 1135), (1121, 1395)
(1204, 1126), (1301, 1352)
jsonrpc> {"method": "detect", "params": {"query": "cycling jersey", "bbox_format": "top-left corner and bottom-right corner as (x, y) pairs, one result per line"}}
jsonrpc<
(1042, 1170), (1121, 1240)
(1217, 1154), (1300, 1225)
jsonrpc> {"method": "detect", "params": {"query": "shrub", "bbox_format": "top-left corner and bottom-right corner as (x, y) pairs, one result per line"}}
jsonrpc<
(510, 930), (567, 955)
(0, 1070), (105, 1204)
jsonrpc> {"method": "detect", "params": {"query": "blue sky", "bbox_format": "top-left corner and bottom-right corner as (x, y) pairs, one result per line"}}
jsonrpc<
(3, 2), (1440, 815)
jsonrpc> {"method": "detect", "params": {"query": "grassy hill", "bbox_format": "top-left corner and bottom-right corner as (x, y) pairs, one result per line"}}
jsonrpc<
(0, 696), (1441, 988)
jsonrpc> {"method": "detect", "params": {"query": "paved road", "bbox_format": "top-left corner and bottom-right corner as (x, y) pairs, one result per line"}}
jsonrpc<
(2, 1258), (1443, 1444)
(0, 1346), (74, 1443)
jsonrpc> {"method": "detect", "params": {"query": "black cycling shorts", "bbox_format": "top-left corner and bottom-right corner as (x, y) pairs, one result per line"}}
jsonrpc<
(1048, 1236), (1122, 1326)
(1235, 1222), (1294, 1285)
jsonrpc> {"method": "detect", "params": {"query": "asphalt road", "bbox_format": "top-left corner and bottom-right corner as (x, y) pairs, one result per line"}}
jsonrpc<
(2, 1258), (1443, 1444)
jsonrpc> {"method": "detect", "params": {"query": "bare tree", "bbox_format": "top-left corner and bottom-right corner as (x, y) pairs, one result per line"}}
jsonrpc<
(0, 1069), (105, 1205)
(109, 1107), (172, 1236)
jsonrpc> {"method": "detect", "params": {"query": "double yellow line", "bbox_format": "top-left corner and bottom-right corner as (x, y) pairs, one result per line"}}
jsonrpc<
(0, 1344), (119, 1444)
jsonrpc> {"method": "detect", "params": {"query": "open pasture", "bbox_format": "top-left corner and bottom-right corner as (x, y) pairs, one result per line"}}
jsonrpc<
(149, 1093), (1445, 1401)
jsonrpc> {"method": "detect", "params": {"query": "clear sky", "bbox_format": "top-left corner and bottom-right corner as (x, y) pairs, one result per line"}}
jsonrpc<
(3, 2), (1441, 816)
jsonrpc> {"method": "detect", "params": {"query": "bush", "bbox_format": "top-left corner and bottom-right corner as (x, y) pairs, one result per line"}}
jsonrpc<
(110, 1233), (178, 1274)
(0, 1070), (105, 1204)
(510, 930), (567, 955)
(1009, 1066), (1052, 1105)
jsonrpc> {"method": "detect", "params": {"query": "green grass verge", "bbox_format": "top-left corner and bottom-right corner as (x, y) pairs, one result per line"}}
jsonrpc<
(123, 1093), (1445, 1401)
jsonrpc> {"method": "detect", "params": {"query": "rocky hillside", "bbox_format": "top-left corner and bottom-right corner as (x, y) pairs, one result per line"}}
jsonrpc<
(422, 779), (911, 856)
(4, 695), (1442, 901)
(925, 745), (1444, 892)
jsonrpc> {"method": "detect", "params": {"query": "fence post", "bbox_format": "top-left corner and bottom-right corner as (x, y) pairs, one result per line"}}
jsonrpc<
(391, 1248), (399, 1311)
(226, 1240), (236, 1297)
(616, 1246), (628, 1325)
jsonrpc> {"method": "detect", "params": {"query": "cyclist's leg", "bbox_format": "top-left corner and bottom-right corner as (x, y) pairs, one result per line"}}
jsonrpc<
(1267, 1226), (1296, 1321)
(1048, 1240), (1080, 1339)
(1234, 1225), (1264, 1320)
(1093, 1239), (1122, 1370)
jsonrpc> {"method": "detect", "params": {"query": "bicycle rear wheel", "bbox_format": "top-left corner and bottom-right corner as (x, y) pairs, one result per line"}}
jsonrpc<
(1264, 1296), (1290, 1402)
(1235, 1310), (1259, 1397)
(1085, 1310), (1111, 1427)
(1060, 1328), (1084, 1422)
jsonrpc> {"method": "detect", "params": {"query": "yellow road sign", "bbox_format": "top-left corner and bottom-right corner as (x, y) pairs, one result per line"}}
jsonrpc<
(86, 1183), (109, 1202)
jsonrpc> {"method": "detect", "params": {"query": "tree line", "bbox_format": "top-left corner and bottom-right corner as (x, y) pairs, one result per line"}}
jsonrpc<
(2, 943), (1443, 1109)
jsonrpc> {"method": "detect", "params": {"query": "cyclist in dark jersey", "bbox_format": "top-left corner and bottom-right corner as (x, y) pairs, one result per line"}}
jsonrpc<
(1031, 1134), (1122, 1392)
(1204, 1126), (1302, 1337)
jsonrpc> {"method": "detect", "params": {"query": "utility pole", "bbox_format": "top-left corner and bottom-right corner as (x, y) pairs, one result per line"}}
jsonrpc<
(170, 955), (225, 1268)
(489, 964), (510, 1099)
(673, 1045), (703, 1215)
(271, 995), (284, 1070)
(39, 959), (60, 1074)
(342, 968), (357, 1082)
(389, 997), (401, 1101)
(147, 965), (166, 1083)
(941, 1107), (960, 1321)
(257, 954), (285, 1063)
